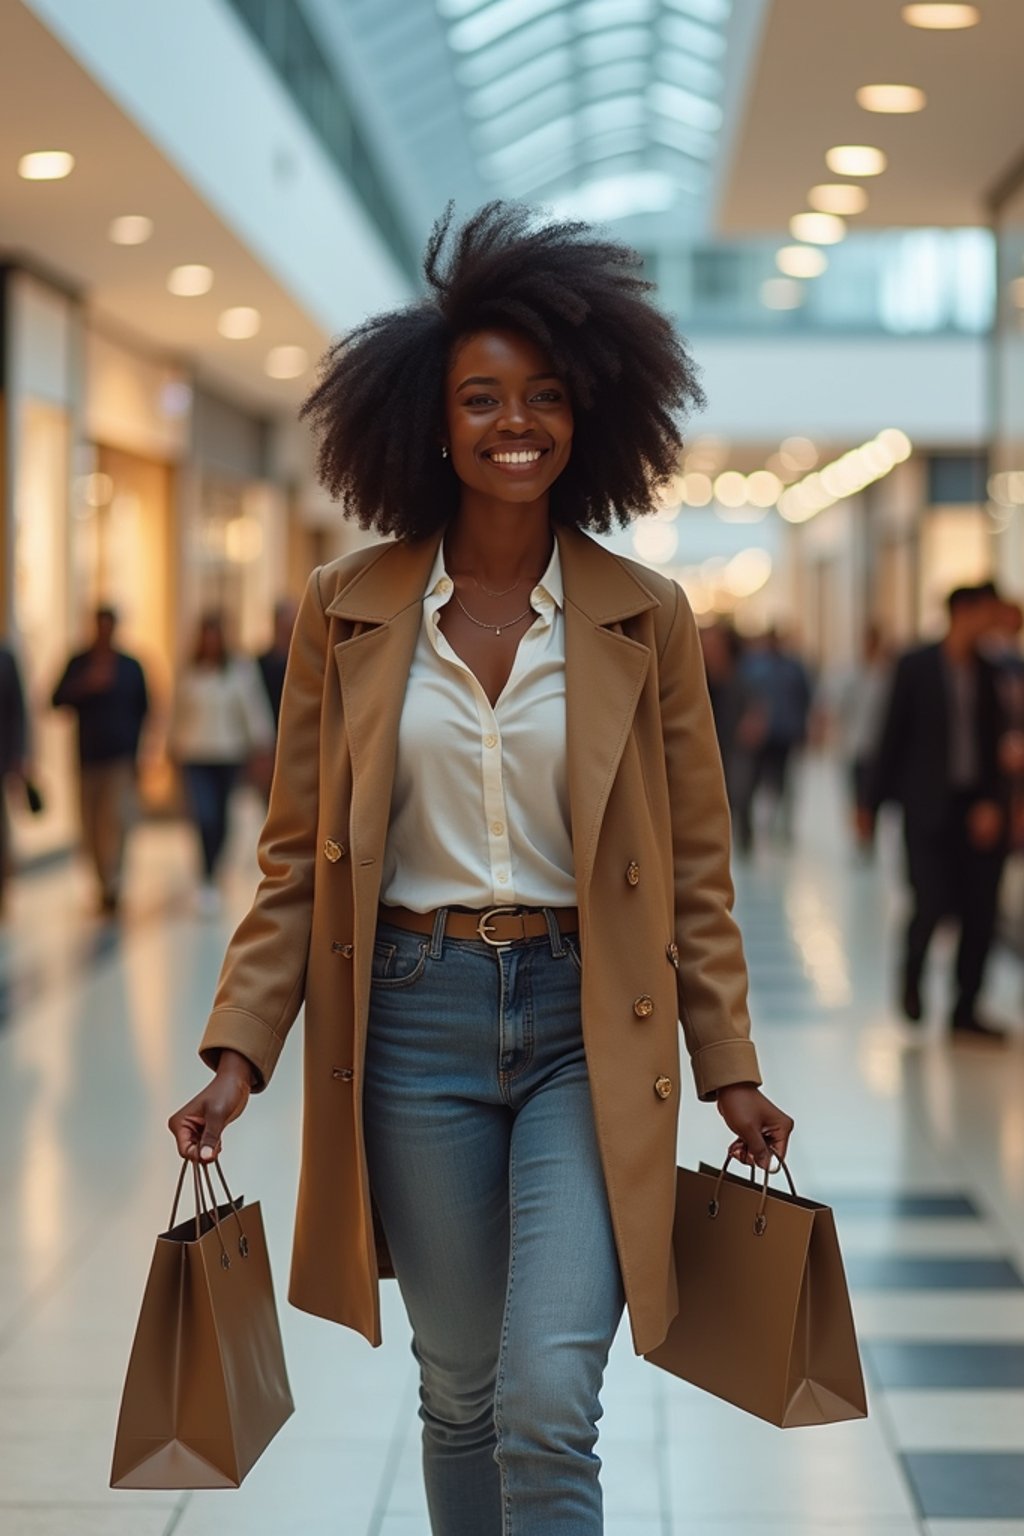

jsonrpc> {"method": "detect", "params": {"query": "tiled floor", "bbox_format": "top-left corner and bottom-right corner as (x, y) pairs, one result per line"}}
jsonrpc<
(2, 761), (1024, 1534)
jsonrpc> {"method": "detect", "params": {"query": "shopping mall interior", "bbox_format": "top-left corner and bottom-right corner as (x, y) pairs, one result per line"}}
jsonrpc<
(3, 1), (1024, 1532)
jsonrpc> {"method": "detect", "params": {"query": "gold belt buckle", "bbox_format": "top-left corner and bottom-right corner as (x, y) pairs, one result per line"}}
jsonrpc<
(476, 906), (522, 947)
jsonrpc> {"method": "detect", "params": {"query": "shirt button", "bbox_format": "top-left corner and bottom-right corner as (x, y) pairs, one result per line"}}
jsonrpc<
(496, 870), (509, 884)
(491, 821), (505, 836)
(484, 734), (498, 749)
(438, 578), (452, 594)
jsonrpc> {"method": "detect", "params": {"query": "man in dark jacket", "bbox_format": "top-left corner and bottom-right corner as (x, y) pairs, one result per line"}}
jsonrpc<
(864, 584), (1008, 1039)
(0, 644), (28, 916)
(52, 608), (148, 914)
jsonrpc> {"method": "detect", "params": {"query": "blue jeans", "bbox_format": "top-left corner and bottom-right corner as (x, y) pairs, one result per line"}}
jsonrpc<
(364, 911), (625, 1536)
(181, 762), (239, 879)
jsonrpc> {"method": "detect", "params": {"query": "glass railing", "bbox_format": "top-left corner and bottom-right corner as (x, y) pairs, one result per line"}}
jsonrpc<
(222, 0), (417, 277)
(643, 229), (995, 336)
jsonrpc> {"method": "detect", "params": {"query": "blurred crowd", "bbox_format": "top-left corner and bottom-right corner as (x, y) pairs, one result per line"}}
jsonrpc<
(0, 600), (297, 920)
(701, 581), (1024, 1041)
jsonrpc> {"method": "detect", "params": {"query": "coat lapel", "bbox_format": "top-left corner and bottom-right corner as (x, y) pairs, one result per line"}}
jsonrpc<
(327, 535), (443, 935)
(558, 527), (659, 901)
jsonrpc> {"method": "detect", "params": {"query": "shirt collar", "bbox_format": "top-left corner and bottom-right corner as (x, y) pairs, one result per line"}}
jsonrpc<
(423, 537), (564, 612)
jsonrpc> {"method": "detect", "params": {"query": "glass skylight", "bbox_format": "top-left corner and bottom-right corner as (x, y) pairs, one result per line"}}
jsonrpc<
(435, 0), (733, 213)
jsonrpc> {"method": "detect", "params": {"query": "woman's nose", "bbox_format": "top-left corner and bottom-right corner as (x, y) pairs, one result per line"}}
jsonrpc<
(496, 397), (532, 431)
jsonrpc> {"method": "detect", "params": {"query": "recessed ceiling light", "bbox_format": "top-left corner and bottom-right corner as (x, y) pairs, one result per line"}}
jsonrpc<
(857, 84), (927, 113)
(760, 278), (805, 310)
(167, 264), (214, 297)
(789, 212), (847, 245)
(218, 306), (262, 340)
(902, 3), (980, 27)
(776, 245), (829, 278)
(808, 184), (868, 215)
(18, 150), (74, 180)
(109, 215), (153, 246)
(825, 145), (888, 177)
(265, 345), (308, 379)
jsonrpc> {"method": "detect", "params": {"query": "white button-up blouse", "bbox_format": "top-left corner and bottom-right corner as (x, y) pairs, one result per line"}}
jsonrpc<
(379, 539), (577, 913)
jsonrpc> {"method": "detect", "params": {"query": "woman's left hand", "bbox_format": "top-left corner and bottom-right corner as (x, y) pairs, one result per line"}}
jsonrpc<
(716, 1082), (794, 1168)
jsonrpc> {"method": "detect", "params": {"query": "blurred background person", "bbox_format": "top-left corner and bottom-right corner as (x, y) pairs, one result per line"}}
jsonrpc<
(253, 599), (299, 800)
(51, 607), (149, 916)
(864, 584), (1008, 1040)
(170, 613), (275, 916)
(0, 643), (28, 919)
(829, 624), (892, 855)
(699, 621), (765, 855)
(740, 627), (813, 847)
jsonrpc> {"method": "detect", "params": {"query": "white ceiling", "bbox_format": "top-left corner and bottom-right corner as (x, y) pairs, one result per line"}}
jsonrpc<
(716, 0), (1024, 233)
(0, 1), (328, 416)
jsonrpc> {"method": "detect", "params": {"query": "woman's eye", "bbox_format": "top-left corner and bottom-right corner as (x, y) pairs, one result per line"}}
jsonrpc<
(465, 395), (496, 407)
(532, 391), (561, 403)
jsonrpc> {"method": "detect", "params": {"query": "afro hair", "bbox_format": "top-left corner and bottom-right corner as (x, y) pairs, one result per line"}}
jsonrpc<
(300, 201), (705, 539)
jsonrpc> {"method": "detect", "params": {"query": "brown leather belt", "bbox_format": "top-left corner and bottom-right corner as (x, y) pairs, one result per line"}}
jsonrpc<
(379, 904), (579, 948)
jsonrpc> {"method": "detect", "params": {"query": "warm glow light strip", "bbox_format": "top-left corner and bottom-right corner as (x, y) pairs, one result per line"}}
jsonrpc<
(777, 429), (912, 523)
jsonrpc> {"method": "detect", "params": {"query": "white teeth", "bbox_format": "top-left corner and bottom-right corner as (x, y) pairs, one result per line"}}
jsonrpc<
(490, 450), (543, 464)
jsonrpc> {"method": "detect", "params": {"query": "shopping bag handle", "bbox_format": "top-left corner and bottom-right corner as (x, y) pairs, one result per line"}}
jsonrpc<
(708, 1150), (797, 1237)
(168, 1158), (250, 1265)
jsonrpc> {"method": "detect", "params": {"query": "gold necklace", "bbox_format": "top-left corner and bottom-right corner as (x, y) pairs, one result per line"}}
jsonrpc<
(453, 592), (534, 636)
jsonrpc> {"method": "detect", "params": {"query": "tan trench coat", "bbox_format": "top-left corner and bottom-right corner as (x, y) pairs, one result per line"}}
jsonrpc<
(199, 524), (760, 1356)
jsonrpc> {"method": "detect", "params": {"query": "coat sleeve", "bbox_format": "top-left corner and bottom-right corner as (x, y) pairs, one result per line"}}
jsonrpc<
(659, 583), (762, 1101)
(198, 568), (328, 1088)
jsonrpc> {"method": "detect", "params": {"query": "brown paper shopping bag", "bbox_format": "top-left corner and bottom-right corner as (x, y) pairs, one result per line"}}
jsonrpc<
(111, 1159), (294, 1488)
(645, 1157), (867, 1428)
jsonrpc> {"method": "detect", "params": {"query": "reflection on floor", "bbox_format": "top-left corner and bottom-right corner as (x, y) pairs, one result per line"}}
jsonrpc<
(1, 763), (1024, 1535)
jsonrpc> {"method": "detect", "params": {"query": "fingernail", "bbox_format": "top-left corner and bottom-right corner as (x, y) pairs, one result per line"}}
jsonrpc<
(200, 1146), (214, 1160)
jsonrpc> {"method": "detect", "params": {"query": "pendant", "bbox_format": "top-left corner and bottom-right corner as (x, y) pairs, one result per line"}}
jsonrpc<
(496, 628), (502, 636)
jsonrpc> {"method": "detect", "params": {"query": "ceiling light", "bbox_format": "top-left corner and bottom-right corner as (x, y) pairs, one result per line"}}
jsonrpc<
(18, 150), (74, 180)
(789, 213), (846, 246)
(167, 264), (214, 297)
(825, 145), (888, 177)
(714, 471), (749, 507)
(265, 345), (309, 380)
(902, 3), (980, 27)
(724, 548), (772, 598)
(808, 184), (868, 216)
(109, 215), (153, 245)
(856, 84), (927, 113)
(876, 427), (913, 462)
(776, 245), (829, 278)
(779, 436), (819, 471)
(682, 472), (713, 506)
(746, 470), (783, 508)
(633, 520), (679, 566)
(218, 306), (262, 340)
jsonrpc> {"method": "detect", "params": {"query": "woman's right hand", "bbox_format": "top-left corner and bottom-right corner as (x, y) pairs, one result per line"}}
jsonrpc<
(168, 1049), (255, 1162)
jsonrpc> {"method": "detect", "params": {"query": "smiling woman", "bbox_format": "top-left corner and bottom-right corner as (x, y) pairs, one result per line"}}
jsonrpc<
(299, 200), (705, 536)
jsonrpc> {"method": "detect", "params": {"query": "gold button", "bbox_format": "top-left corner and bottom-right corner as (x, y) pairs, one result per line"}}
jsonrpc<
(666, 942), (680, 969)
(654, 1075), (673, 1100)
(633, 995), (654, 1019)
(438, 578), (452, 594)
(626, 861), (640, 887)
(331, 941), (354, 958)
(324, 839), (344, 863)
(484, 734), (498, 749)
(331, 1066), (354, 1082)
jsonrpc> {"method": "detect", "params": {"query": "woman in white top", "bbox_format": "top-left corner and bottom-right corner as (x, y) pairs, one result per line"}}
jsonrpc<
(170, 613), (274, 911)
(170, 205), (793, 1534)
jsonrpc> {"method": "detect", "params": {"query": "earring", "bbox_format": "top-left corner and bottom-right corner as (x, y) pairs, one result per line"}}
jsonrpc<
(441, 444), (449, 459)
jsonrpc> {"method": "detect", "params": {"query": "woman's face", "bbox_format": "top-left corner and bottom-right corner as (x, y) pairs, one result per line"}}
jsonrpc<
(444, 329), (573, 506)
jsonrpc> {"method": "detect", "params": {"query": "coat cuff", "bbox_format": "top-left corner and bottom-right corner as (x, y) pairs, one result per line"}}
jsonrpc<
(199, 1007), (286, 1092)
(689, 1039), (762, 1103)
